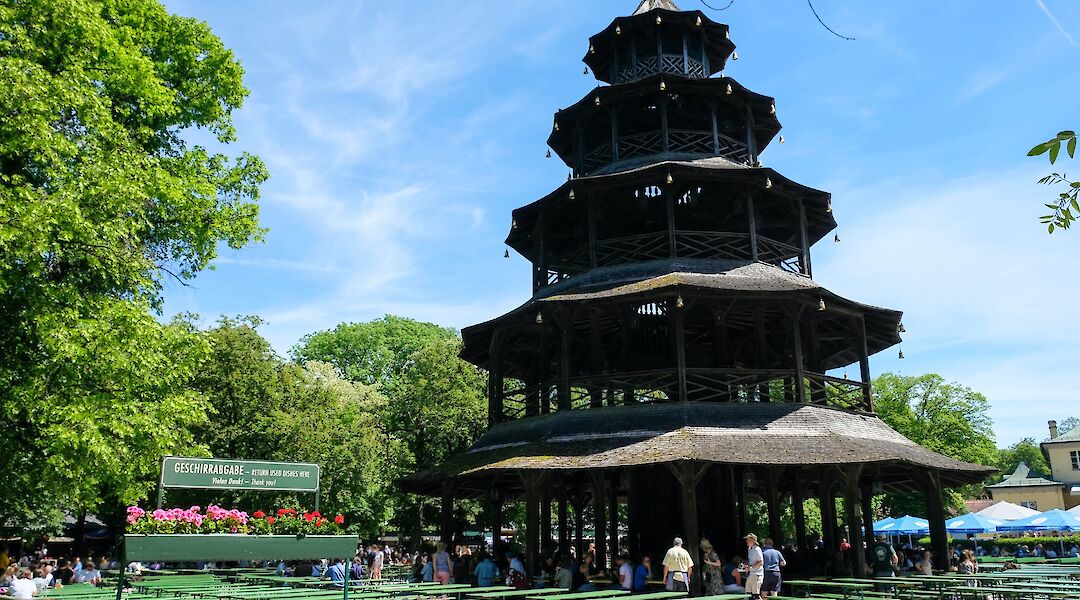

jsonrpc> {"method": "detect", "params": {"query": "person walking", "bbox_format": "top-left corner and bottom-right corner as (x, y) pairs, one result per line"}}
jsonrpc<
(432, 542), (453, 584)
(699, 539), (724, 596)
(761, 538), (786, 598)
(662, 537), (694, 593)
(743, 534), (764, 599)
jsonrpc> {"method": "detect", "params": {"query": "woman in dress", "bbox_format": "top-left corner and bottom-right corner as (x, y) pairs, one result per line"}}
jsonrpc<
(699, 539), (724, 596)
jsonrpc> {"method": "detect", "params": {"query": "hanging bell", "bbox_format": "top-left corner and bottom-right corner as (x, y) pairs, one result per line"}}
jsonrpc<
(778, 135), (785, 144)
(569, 189), (576, 200)
(725, 83), (733, 95)
(553, 121), (559, 132)
(666, 172), (674, 184)
(732, 51), (739, 61)
(546, 149), (552, 158)
(504, 248), (510, 259)
(817, 298), (827, 312)
(834, 234), (840, 243)
(656, 15), (662, 25)
(899, 322), (906, 333)
(536, 312), (544, 325)
(589, 44), (596, 54)
(584, 67), (589, 75)
(696, 15), (702, 26)
(826, 200), (833, 214)
(616, 25), (622, 35)
(764, 177), (773, 189)
(512, 219), (518, 229)
(770, 103), (776, 115)
(659, 79), (667, 91)
(675, 295), (685, 309)
(594, 96), (601, 106)
(898, 348), (905, 360)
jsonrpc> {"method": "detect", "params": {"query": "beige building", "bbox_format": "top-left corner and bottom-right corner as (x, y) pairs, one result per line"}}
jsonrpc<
(986, 421), (1080, 511)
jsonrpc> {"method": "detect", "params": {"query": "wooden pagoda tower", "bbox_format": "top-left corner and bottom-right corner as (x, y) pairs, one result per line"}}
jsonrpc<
(403, 0), (993, 581)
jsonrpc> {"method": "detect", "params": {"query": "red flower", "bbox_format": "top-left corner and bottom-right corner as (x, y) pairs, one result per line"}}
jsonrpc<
(316, 518), (326, 527)
(303, 512), (314, 522)
(266, 516), (276, 524)
(253, 510), (266, 519)
(334, 514), (345, 525)
(311, 511), (321, 518)
(278, 508), (296, 516)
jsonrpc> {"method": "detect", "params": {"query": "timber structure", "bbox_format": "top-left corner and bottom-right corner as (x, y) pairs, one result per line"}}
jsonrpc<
(401, 0), (994, 584)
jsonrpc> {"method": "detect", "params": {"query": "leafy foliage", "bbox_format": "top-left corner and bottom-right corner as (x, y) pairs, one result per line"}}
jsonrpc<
(996, 438), (1051, 479)
(0, 0), (266, 534)
(1029, 130), (1079, 232)
(1059, 417), (1080, 437)
(873, 372), (997, 514)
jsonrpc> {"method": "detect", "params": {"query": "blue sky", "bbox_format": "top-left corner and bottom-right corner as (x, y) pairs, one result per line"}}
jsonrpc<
(160, 0), (1080, 446)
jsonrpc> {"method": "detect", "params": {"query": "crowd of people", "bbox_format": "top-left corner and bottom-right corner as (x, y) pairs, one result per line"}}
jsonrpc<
(0, 549), (107, 599)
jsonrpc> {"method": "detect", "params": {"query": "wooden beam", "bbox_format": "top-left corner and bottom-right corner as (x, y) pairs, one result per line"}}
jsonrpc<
(792, 479), (807, 551)
(747, 192), (759, 261)
(765, 470), (784, 547)
(857, 315), (873, 411)
(924, 471), (950, 572)
(590, 472), (608, 568)
(674, 302), (688, 402)
(843, 466), (867, 578)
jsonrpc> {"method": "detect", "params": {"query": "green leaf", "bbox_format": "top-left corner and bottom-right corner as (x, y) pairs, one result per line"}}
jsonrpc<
(1049, 223), (1056, 233)
(1050, 143), (1061, 164)
(1029, 143), (1051, 157)
(1069, 137), (1078, 159)
(1058, 130), (1076, 139)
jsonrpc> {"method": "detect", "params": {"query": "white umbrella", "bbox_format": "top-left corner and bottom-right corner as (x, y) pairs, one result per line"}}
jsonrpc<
(976, 501), (1041, 521)
(1068, 504), (1080, 516)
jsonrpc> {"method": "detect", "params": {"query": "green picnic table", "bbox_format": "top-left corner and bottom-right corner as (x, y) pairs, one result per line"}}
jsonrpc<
(605, 593), (683, 600)
(467, 589), (567, 599)
(786, 580), (873, 599)
(525, 590), (630, 600)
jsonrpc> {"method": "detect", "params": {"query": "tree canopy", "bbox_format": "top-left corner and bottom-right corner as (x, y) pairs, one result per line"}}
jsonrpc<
(996, 438), (1050, 479)
(0, 0), (266, 533)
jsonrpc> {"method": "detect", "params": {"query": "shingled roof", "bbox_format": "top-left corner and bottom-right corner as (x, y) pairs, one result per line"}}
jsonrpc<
(401, 403), (995, 495)
(634, 0), (680, 14)
(985, 462), (1061, 489)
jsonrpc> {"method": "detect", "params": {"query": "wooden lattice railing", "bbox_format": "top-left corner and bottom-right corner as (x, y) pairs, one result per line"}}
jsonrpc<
(617, 55), (706, 83)
(495, 368), (872, 423)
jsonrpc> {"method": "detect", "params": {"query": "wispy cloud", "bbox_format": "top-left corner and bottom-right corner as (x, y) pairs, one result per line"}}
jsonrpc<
(1035, 0), (1078, 47)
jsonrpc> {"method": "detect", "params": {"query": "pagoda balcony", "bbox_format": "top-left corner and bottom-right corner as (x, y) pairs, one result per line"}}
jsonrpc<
(541, 229), (805, 287)
(496, 368), (871, 423)
(582, 128), (750, 174)
(616, 53), (707, 83)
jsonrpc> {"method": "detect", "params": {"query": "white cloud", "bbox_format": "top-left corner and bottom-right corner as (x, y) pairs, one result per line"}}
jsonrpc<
(816, 168), (1080, 444)
(1035, 0), (1078, 47)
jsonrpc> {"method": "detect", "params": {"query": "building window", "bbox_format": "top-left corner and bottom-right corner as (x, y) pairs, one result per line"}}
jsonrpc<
(1072, 450), (1080, 470)
(1020, 500), (1039, 510)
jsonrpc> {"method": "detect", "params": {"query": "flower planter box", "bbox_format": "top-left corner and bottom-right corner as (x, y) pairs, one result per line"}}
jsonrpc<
(124, 534), (358, 562)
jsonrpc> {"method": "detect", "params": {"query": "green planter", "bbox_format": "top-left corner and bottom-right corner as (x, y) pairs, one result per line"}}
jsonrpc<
(124, 534), (358, 562)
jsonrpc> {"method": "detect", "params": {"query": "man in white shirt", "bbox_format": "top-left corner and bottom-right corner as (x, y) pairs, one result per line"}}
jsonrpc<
(10, 570), (38, 599)
(744, 533), (764, 597)
(616, 555), (633, 590)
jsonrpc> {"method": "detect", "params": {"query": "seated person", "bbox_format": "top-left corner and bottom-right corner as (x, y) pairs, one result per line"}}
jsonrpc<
(722, 556), (745, 593)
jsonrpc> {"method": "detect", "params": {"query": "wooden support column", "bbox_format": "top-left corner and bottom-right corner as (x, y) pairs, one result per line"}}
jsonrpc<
(619, 310), (635, 404)
(735, 467), (749, 540)
(797, 199), (813, 277)
(533, 213), (547, 293)
(924, 471), (950, 572)
(558, 314), (572, 411)
(681, 32), (689, 74)
(558, 485), (570, 555)
(861, 484), (876, 559)
(819, 476), (837, 552)
(609, 476), (620, 565)
(440, 481), (456, 545)
(487, 331), (504, 426)
(747, 192), (759, 261)
(589, 314), (603, 408)
(660, 97), (670, 153)
(542, 489), (553, 553)
(521, 472), (548, 576)
(673, 300), (688, 402)
(792, 480), (808, 551)
(791, 304), (807, 403)
(490, 486), (503, 552)
(765, 470), (785, 547)
(710, 104), (720, 153)
(609, 109), (620, 162)
(666, 186), (677, 258)
(856, 315), (873, 411)
(745, 106), (759, 163)
(668, 462), (709, 595)
(755, 305), (769, 401)
(574, 480), (586, 560)
(587, 200), (598, 269)
(590, 473), (608, 568)
(843, 467), (867, 578)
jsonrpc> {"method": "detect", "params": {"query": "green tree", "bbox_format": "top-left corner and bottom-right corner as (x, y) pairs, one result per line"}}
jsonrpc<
(0, 0), (266, 533)
(292, 317), (488, 544)
(185, 319), (400, 537)
(873, 372), (998, 515)
(1059, 417), (1080, 436)
(1029, 131), (1079, 232)
(996, 438), (1050, 479)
